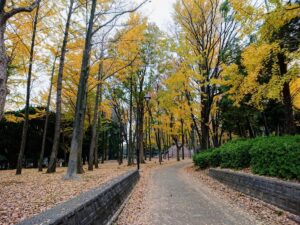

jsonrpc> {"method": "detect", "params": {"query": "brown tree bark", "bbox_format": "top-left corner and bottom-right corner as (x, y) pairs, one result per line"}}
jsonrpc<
(174, 137), (181, 162)
(278, 53), (296, 134)
(155, 128), (162, 164)
(185, 90), (202, 144)
(282, 81), (296, 134)
(200, 103), (210, 150)
(137, 103), (145, 164)
(181, 119), (185, 160)
(247, 117), (255, 138)
(38, 55), (58, 171)
(16, 2), (40, 175)
(148, 116), (152, 161)
(47, 0), (74, 173)
(128, 74), (134, 165)
(0, 19), (8, 122)
(262, 112), (270, 136)
(66, 0), (97, 179)
(94, 113), (100, 168)
(88, 60), (103, 171)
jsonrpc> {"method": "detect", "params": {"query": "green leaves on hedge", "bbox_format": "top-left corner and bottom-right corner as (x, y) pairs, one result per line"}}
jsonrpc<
(193, 135), (300, 180)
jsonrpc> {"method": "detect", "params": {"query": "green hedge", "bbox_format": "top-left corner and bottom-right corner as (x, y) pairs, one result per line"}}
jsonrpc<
(193, 135), (300, 180)
(220, 140), (252, 169)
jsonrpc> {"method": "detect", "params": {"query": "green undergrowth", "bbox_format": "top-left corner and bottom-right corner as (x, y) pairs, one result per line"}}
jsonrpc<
(193, 135), (300, 180)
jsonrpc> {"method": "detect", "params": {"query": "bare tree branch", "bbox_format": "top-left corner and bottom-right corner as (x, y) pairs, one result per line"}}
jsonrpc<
(3, 0), (40, 22)
(91, 0), (149, 36)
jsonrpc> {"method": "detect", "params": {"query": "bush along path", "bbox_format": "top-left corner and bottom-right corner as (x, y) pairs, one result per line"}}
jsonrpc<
(193, 135), (300, 181)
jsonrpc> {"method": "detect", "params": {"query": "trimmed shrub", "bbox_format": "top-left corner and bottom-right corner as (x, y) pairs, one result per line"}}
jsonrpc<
(220, 140), (252, 169)
(208, 148), (222, 167)
(250, 136), (300, 180)
(193, 135), (300, 180)
(193, 148), (222, 169)
(193, 151), (210, 169)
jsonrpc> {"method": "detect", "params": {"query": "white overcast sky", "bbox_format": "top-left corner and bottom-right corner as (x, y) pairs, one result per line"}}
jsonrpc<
(139, 0), (177, 31)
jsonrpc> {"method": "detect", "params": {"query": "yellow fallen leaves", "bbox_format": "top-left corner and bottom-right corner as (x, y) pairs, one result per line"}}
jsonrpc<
(0, 162), (133, 225)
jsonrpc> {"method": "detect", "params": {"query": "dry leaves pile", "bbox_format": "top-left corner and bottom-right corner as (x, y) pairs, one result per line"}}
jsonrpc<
(0, 161), (133, 225)
(184, 166), (298, 225)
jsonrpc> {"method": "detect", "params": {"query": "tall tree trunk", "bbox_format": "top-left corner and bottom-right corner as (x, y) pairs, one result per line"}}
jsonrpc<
(76, 83), (88, 174)
(121, 122), (128, 160)
(247, 117), (255, 138)
(128, 74), (133, 165)
(119, 123), (123, 165)
(174, 138), (180, 162)
(135, 106), (140, 167)
(88, 59), (103, 171)
(262, 112), (270, 136)
(66, 0), (97, 179)
(181, 119), (185, 160)
(38, 55), (57, 171)
(16, 2), (40, 175)
(237, 122), (244, 137)
(278, 53), (296, 134)
(101, 129), (105, 164)
(200, 111), (210, 150)
(94, 111), (101, 168)
(144, 119), (148, 161)
(185, 90), (202, 143)
(218, 129), (224, 146)
(138, 103), (145, 164)
(212, 116), (220, 147)
(121, 139), (124, 164)
(282, 81), (296, 134)
(148, 116), (152, 161)
(47, 0), (74, 173)
(190, 125), (196, 153)
(0, 18), (8, 122)
(155, 129), (162, 164)
(200, 89), (211, 150)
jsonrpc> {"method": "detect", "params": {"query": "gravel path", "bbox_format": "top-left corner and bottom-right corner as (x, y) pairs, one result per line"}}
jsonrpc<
(147, 161), (260, 225)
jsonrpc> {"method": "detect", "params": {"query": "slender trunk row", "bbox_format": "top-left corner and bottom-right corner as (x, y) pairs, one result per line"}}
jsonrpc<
(88, 59), (103, 171)
(16, 2), (40, 175)
(47, 0), (75, 173)
(38, 55), (58, 171)
(66, 0), (97, 179)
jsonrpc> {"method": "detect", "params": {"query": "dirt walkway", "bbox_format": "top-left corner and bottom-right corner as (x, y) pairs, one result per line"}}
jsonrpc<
(117, 160), (297, 225)
(146, 161), (260, 225)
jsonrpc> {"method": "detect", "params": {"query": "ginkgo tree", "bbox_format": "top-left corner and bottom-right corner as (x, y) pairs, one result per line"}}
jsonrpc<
(221, 0), (300, 135)
(174, 0), (240, 149)
(0, 0), (40, 121)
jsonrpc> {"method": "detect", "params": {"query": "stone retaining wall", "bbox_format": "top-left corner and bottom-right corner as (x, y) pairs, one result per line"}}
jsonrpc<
(17, 170), (139, 225)
(209, 168), (300, 216)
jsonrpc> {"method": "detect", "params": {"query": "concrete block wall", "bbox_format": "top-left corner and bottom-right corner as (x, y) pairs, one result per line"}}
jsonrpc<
(209, 168), (300, 216)
(17, 170), (139, 225)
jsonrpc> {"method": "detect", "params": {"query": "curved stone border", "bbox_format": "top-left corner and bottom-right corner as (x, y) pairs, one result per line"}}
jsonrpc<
(17, 170), (139, 225)
(209, 168), (300, 216)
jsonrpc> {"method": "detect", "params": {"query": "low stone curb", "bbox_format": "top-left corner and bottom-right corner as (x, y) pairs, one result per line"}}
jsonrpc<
(17, 169), (140, 225)
(209, 168), (300, 216)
